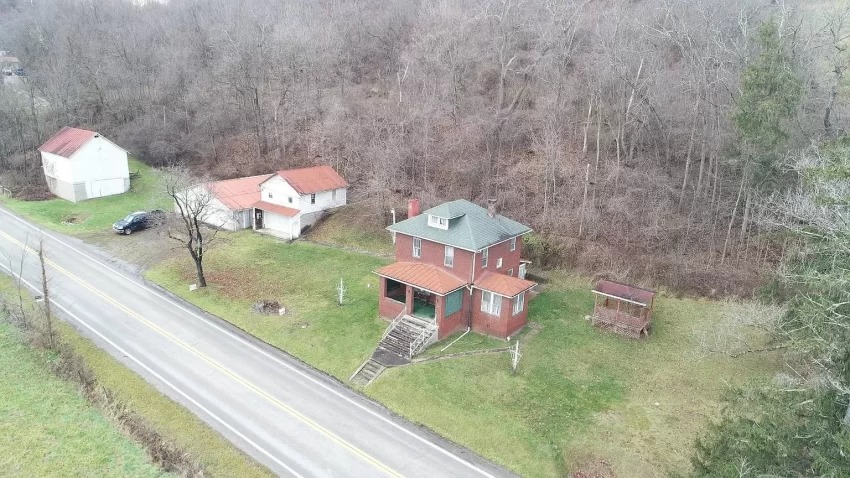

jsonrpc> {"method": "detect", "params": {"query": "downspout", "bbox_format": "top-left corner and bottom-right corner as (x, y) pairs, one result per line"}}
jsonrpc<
(466, 250), (478, 329)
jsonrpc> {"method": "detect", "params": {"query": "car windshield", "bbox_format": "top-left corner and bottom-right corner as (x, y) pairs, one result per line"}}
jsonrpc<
(123, 214), (138, 222)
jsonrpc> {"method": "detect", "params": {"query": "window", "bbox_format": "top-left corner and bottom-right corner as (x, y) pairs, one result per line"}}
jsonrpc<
(268, 191), (274, 199)
(427, 215), (449, 230)
(412, 238), (421, 258)
(385, 279), (405, 302)
(496, 257), (503, 269)
(288, 197), (293, 204)
(510, 237), (516, 251)
(332, 189), (337, 201)
(513, 292), (525, 315)
(445, 289), (463, 316)
(507, 268), (513, 277)
(444, 246), (454, 267)
(481, 247), (489, 268)
(310, 193), (316, 204)
(481, 291), (502, 315)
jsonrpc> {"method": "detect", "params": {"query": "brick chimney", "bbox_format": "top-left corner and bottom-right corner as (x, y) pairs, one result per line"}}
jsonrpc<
(408, 198), (421, 218)
(487, 198), (497, 218)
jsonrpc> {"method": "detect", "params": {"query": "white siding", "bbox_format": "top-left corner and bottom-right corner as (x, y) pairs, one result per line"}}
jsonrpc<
(41, 135), (130, 202)
(41, 152), (73, 182)
(297, 187), (347, 216)
(71, 137), (130, 199)
(260, 176), (301, 209)
(175, 186), (250, 231)
(261, 211), (300, 239)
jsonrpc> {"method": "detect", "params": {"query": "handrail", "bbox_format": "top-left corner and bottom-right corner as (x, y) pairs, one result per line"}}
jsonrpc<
(409, 322), (438, 357)
(381, 309), (406, 340)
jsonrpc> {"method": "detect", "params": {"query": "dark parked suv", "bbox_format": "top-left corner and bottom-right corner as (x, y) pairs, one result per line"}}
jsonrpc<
(112, 210), (165, 234)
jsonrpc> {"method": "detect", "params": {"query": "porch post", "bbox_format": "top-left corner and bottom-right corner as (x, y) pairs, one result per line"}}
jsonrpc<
(405, 286), (414, 314)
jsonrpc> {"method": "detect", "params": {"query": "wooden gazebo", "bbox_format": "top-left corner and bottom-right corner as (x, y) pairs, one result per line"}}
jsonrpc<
(590, 280), (656, 338)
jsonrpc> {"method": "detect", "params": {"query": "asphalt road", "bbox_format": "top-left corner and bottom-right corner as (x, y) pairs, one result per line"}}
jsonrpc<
(0, 206), (515, 478)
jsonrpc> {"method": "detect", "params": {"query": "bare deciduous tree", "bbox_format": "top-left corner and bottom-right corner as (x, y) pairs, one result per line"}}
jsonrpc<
(161, 166), (222, 288)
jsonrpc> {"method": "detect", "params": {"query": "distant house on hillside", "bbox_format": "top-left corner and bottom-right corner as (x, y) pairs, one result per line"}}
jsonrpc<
(185, 165), (348, 239)
(374, 199), (536, 357)
(38, 127), (130, 202)
(0, 55), (19, 73)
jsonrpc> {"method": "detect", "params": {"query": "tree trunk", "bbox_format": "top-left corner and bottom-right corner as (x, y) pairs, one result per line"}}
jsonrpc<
(194, 256), (207, 288)
(721, 172), (747, 266)
(844, 402), (850, 428)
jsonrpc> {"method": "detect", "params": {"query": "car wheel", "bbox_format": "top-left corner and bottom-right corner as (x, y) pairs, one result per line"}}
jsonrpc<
(124, 228), (132, 235)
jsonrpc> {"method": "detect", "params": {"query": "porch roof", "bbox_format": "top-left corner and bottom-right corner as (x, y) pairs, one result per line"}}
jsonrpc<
(252, 200), (300, 218)
(376, 261), (467, 296)
(473, 271), (536, 298)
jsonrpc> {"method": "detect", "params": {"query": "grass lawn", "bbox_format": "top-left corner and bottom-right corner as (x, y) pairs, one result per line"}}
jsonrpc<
(305, 204), (395, 257)
(0, 276), (273, 478)
(146, 232), (780, 477)
(0, 318), (167, 476)
(0, 158), (170, 235)
(147, 231), (389, 378)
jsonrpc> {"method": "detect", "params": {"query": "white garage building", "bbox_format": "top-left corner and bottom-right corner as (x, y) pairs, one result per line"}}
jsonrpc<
(39, 126), (130, 202)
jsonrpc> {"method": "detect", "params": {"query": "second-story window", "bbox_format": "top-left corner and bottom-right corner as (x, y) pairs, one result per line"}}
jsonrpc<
(482, 247), (489, 268)
(496, 257), (503, 269)
(510, 237), (516, 251)
(310, 193), (316, 204)
(268, 191), (274, 199)
(288, 197), (293, 204)
(444, 246), (454, 267)
(412, 238), (421, 258)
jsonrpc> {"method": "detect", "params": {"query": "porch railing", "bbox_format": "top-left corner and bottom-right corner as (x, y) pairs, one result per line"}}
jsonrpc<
(382, 309), (406, 341)
(409, 322), (438, 357)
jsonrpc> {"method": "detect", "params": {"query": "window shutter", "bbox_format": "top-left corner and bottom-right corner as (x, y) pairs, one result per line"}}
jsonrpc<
(445, 290), (462, 316)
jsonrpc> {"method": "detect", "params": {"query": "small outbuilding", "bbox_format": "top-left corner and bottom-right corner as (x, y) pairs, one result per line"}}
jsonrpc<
(590, 280), (656, 338)
(39, 127), (130, 202)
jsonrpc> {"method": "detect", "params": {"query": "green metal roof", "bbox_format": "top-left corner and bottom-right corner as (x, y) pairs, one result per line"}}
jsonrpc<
(387, 199), (532, 251)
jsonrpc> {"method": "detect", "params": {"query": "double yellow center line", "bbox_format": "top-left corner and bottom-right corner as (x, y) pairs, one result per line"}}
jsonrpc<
(0, 230), (403, 478)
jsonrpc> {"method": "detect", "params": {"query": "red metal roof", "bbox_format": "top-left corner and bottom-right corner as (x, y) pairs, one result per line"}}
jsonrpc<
(593, 280), (655, 306)
(252, 200), (300, 218)
(277, 165), (348, 194)
(473, 271), (536, 297)
(208, 174), (272, 210)
(38, 127), (98, 158)
(376, 262), (467, 295)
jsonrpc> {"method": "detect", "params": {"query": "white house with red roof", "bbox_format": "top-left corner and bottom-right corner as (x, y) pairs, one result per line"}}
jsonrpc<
(253, 165), (348, 238)
(185, 165), (348, 238)
(38, 126), (129, 202)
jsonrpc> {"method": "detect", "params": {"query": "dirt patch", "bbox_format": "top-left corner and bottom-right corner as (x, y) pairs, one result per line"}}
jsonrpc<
(61, 213), (90, 225)
(251, 300), (284, 315)
(570, 458), (616, 478)
(85, 229), (179, 271)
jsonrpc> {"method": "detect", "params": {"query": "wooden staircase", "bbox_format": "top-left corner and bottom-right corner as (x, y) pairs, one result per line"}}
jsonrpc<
(380, 314), (437, 359)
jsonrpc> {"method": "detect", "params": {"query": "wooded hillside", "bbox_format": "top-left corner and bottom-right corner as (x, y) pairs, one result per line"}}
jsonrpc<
(1, 0), (847, 294)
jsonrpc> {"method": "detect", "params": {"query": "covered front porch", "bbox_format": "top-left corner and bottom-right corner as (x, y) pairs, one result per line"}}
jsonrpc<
(375, 261), (469, 339)
(382, 277), (439, 322)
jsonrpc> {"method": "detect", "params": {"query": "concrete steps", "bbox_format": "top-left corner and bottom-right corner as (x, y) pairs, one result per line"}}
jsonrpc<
(350, 359), (386, 387)
(349, 315), (437, 387)
(379, 315), (436, 359)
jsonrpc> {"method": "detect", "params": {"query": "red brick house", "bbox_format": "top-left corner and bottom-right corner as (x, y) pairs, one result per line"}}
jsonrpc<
(375, 199), (536, 356)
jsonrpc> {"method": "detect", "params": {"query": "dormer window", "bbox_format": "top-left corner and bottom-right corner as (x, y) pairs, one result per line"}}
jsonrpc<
(427, 214), (449, 230)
